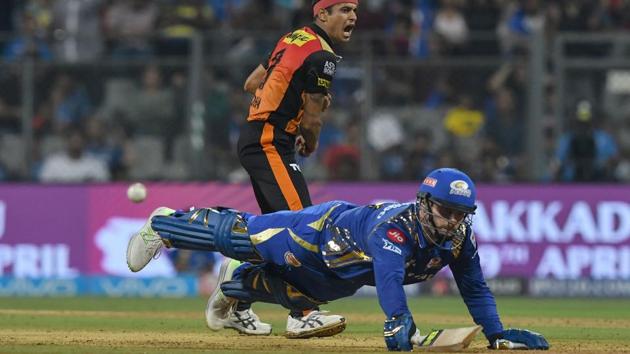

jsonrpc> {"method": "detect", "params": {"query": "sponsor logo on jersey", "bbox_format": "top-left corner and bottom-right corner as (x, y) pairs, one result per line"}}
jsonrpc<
(317, 77), (331, 88)
(323, 61), (336, 76)
(423, 177), (438, 187)
(283, 30), (316, 46)
(284, 251), (302, 267)
(387, 228), (406, 244)
(382, 239), (402, 255)
(449, 180), (471, 197)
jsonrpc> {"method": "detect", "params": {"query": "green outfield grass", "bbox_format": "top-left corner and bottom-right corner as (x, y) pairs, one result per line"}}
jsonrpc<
(1, 296), (629, 353)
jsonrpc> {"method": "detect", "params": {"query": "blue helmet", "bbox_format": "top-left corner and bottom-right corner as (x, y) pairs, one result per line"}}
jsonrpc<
(417, 168), (477, 214)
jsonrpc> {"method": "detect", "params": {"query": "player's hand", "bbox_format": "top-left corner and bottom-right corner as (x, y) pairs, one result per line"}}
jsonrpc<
(322, 93), (332, 112)
(295, 135), (308, 157)
(295, 135), (317, 157)
(489, 329), (549, 350)
(383, 313), (418, 351)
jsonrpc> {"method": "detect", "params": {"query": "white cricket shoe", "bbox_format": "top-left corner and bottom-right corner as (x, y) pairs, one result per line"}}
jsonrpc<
(206, 259), (272, 335)
(226, 308), (272, 335)
(126, 207), (175, 272)
(285, 310), (346, 339)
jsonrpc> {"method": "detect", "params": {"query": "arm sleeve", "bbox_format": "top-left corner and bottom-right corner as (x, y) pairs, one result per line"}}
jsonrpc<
(368, 227), (412, 318)
(450, 230), (503, 341)
(303, 51), (338, 94)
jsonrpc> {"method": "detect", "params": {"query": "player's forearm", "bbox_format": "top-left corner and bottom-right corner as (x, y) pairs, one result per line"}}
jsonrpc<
(300, 93), (326, 153)
(300, 119), (321, 154)
(244, 64), (266, 94)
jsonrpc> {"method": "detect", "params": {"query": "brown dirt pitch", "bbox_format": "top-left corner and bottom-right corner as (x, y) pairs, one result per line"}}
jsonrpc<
(1, 297), (629, 353)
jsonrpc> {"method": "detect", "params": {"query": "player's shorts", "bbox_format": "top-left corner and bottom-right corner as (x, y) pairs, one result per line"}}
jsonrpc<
(238, 121), (311, 213)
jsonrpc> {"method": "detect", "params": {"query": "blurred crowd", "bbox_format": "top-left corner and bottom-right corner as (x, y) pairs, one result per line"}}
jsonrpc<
(1, 0), (630, 185)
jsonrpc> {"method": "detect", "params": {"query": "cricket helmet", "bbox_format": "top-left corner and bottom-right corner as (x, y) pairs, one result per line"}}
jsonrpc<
(416, 168), (477, 250)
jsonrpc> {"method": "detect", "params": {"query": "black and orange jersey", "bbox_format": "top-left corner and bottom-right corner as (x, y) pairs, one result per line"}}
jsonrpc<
(247, 23), (340, 136)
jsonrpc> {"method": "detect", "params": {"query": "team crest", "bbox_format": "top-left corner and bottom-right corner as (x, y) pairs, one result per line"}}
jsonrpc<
(323, 61), (336, 76)
(284, 252), (302, 267)
(449, 180), (471, 197)
(387, 228), (406, 244)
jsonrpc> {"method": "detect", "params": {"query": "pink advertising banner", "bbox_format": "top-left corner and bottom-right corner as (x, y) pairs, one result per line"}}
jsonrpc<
(1, 183), (629, 279)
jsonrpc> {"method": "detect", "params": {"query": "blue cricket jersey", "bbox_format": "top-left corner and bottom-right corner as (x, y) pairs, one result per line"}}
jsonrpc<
(247, 200), (503, 339)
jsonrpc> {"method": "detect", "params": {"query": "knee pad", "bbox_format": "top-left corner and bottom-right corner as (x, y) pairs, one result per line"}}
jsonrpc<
(151, 207), (262, 262)
(221, 263), (325, 312)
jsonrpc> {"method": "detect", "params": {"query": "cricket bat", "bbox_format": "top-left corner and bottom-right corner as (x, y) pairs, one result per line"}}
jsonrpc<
(411, 325), (482, 352)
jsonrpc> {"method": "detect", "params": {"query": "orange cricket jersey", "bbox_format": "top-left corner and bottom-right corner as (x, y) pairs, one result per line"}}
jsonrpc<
(247, 24), (340, 136)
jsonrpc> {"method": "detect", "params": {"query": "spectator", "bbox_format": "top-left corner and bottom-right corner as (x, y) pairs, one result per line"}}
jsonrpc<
(39, 127), (110, 182)
(379, 143), (406, 181)
(128, 64), (176, 140)
(405, 128), (437, 180)
(443, 94), (485, 172)
(202, 69), (230, 151)
(50, 0), (104, 62)
(48, 73), (93, 133)
(24, 0), (54, 37)
(388, 15), (412, 57)
(443, 94), (485, 138)
(84, 116), (124, 178)
(169, 249), (216, 274)
(104, 0), (159, 59)
(496, 0), (545, 56)
(484, 87), (524, 157)
(552, 100), (619, 182)
(157, 0), (216, 56)
(3, 13), (53, 62)
(433, 0), (469, 55)
(322, 119), (361, 181)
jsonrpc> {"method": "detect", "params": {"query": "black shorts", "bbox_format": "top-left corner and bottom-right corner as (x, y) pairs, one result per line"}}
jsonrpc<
(237, 121), (312, 214)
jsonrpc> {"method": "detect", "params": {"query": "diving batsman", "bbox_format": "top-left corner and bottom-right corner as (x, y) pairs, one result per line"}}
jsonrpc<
(126, 168), (549, 350)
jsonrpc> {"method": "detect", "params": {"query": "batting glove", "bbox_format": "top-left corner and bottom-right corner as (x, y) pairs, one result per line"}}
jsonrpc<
(489, 328), (549, 350)
(383, 313), (419, 351)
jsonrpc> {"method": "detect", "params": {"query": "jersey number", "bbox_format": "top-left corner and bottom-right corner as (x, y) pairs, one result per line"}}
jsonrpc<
(252, 49), (286, 109)
(258, 49), (286, 90)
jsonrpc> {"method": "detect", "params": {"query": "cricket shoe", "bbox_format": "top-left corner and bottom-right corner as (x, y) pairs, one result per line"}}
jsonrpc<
(126, 207), (175, 272)
(285, 310), (346, 339)
(206, 259), (272, 335)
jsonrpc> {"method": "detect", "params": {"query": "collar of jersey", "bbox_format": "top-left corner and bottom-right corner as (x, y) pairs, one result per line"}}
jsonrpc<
(309, 23), (337, 53)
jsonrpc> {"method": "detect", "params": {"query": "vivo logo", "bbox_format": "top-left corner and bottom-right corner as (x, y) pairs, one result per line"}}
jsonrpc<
(0, 201), (5, 239)
(474, 201), (630, 244)
(98, 278), (191, 297)
(0, 278), (77, 296)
